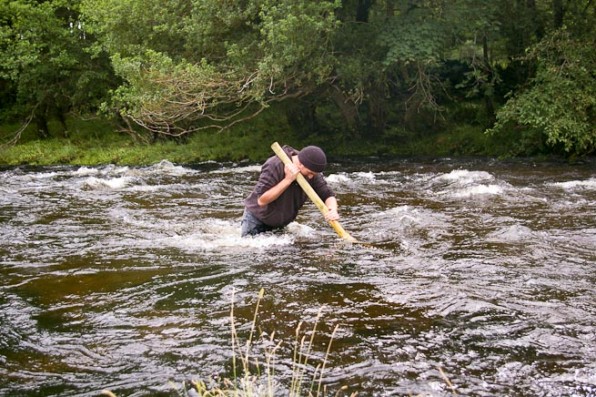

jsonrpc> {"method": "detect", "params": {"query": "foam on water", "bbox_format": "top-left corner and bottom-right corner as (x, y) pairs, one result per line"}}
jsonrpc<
(448, 183), (504, 197)
(148, 159), (196, 176)
(436, 169), (495, 183)
(73, 166), (101, 177)
(82, 176), (138, 190)
(423, 168), (514, 199)
(212, 164), (262, 174)
(486, 224), (535, 242)
(106, 204), (297, 253)
(550, 177), (596, 191)
(159, 220), (295, 251)
(325, 173), (354, 185)
(350, 171), (378, 181)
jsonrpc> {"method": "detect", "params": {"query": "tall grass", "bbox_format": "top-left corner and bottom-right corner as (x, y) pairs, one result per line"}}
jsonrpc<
(0, 108), (298, 165)
(204, 288), (351, 397)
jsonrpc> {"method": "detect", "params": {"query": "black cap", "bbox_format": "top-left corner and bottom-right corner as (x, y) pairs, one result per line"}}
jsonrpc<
(298, 146), (327, 173)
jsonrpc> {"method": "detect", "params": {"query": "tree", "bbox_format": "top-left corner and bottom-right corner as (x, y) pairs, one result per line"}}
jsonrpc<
(81, 0), (341, 139)
(489, 29), (596, 155)
(488, 0), (596, 156)
(329, 0), (496, 135)
(0, 0), (116, 140)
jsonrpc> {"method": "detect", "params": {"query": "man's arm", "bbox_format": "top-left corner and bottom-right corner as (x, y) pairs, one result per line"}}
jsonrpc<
(257, 163), (299, 206)
(324, 196), (339, 221)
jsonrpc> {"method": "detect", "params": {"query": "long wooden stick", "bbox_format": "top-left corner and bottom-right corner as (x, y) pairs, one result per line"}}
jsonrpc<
(271, 142), (357, 242)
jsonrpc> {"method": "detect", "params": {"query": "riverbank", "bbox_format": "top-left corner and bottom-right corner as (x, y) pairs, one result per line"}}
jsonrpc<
(0, 114), (577, 166)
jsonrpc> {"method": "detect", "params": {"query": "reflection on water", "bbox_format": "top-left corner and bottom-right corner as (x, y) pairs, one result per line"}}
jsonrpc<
(1, 159), (595, 396)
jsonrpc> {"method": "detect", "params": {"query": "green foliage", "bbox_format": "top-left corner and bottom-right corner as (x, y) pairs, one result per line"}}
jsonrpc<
(379, 6), (449, 66)
(256, 0), (340, 84)
(0, 1), (77, 87)
(331, 17), (384, 104)
(489, 29), (596, 156)
(82, 0), (341, 137)
(0, 0), (117, 130)
(370, 122), (507, 158)
(81, 0), (192, 58)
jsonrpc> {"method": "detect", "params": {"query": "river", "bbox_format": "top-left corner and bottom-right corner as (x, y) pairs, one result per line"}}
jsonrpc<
(1, 158), (595, 397)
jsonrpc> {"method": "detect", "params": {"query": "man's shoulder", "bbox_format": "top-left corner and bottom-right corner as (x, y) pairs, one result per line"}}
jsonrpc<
(282, 145), (299, 157)
(261, 154), (284, 175)
(263, 145), (297, 168)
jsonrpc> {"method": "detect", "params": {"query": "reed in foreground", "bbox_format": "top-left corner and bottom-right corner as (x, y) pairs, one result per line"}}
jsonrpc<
(171, 288), (354, 397)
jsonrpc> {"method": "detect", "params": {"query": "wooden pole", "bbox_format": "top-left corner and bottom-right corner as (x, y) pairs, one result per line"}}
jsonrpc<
(271, 142), (357, 242)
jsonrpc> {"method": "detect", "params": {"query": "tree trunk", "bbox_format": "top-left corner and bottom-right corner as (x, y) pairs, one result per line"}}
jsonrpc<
(356, 0), (373, 22)
(366, 85), (388, 137)
(285, 99), (319, 138)
(329, 86), (359, 132)
(483, 32), (496, 125)
(34, 111), (50, 139)
(56, 110), (68, 138)
(526, 0), (544, 39)
(553, 0), (565, 28)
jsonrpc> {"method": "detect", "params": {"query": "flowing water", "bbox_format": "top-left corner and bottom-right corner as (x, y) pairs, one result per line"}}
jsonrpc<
(1, 158), (595, 397)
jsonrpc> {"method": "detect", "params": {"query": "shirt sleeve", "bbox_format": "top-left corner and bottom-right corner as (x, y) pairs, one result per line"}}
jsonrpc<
(311, 173), (335, 202)
(253, 156), (284, 197)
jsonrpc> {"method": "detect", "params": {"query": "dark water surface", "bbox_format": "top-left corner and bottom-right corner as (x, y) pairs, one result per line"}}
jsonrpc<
(1, 159), (595, 396)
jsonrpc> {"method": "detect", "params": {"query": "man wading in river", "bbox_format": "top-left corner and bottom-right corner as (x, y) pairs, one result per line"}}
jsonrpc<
(241, 145), (340, 237)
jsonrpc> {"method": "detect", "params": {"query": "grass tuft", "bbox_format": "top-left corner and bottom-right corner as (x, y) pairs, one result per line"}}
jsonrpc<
(212, 288), (350, 397)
